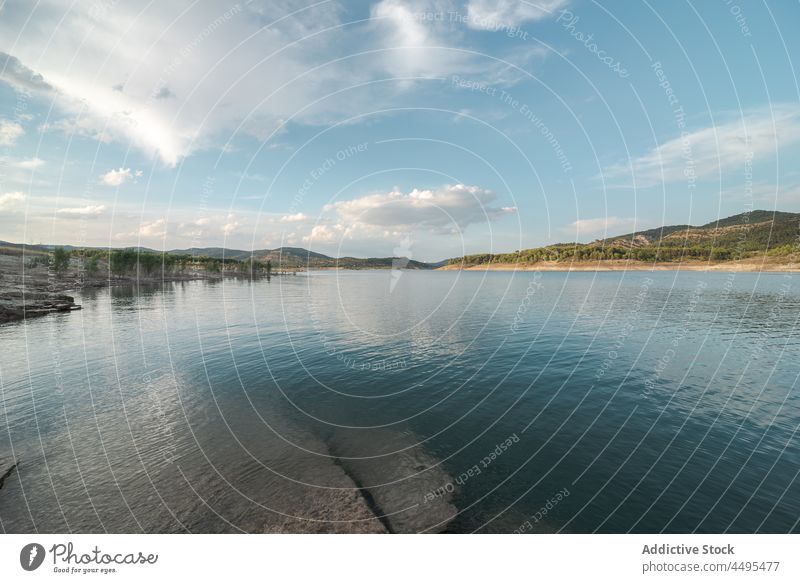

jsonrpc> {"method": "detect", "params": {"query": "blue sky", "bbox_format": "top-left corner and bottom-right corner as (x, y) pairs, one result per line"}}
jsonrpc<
(1, 0), (799, 261)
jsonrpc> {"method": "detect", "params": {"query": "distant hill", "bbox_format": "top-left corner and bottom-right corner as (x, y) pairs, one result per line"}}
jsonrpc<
(0, 240), (436, 270)
(166, 247), (254, 260)
(450, 210), (800, 266)
(166, 246), (432, 269)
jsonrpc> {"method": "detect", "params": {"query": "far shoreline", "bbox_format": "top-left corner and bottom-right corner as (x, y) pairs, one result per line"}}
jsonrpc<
(436, 258), (800, 273)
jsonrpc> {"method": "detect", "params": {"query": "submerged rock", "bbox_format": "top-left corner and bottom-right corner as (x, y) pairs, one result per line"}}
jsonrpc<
(262, 488), (388, 533)
(328, 430), (457, 533)
(0, 457), (18, 490)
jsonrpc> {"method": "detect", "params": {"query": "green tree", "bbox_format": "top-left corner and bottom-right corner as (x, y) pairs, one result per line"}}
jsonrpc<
(111, 249), (137, 278)
(206, 259), (221, 273)
(710, 248), (732, 261)
(85, 255), (99, 277)
(53, 247), (70, 275)
(138, 252), (160, 276)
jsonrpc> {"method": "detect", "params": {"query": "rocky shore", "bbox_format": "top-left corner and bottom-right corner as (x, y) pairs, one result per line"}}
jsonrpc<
(0, 253), (85, 324)
(0, 251), (272, 325)
(0, 290), (81, 324)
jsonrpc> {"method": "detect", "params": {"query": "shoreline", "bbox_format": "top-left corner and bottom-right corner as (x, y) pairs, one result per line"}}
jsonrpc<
(0, 252), (288, 325)
(6, 253), (800, 324)
(0, 272), (283, 325)
(437, 258), (800, 273)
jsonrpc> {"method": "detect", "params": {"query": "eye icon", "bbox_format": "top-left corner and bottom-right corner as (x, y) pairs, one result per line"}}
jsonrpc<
(20, 543), (46, 571)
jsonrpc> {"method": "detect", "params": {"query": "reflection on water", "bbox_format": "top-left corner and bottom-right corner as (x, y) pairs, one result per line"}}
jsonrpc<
(0, 271), (798, 532)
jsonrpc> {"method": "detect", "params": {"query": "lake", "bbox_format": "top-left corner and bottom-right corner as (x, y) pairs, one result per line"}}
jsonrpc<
(1, 270), (798, 533)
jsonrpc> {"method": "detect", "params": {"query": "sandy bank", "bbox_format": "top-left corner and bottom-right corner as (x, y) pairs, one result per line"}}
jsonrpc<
(438, 258), (800, 273)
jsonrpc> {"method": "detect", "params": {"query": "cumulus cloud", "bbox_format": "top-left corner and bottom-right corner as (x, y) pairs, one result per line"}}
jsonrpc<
(57, 204), (107, 217)
(14, 157), (45, 169)
(603, 106), (800, 187)
(223, 214), (241, 236)
(100, 167), (142, 186)
(304, 183), (516, 244)
(0, 191), (26, 210)
(465, 0), (569, 29)
(325, 183), (515, 232)
(0, 119), (24, 145)
(137, 218), (167, 238)
(177, 216), (212, 239)
(280, 212), (308, 222)
(0, 51), (53, 92)
(304, 224), (344, 244)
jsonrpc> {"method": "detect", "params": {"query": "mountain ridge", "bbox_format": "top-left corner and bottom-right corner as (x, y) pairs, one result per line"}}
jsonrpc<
(449, 210), (800, 267)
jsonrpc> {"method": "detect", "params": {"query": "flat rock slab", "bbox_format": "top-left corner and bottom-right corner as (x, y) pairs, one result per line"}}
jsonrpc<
(328, 430), (457, 533)
(0, 291), (81, 324)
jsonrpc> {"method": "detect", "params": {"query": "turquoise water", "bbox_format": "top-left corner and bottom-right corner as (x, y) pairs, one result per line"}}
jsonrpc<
(1, 270), (799, 533)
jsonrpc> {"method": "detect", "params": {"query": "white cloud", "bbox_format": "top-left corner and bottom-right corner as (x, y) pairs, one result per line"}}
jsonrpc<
(113, 218), (167, 242)
(370, 0), (445, 77)
(0, 191), (26, 210)
(603, 106), (800, 187)
(1, 203), (301, 250)
(0, 119), (24, 145)
(569, 216), (638, 240)
(223, 214), (241, 236)
(177, 216), (212, 239)
(57, 204), (107, 217)
(280, 212), (308, 222)
(0, 2), (543, 165)
(367, 0), (544, 82)
(137, 218), (167, 238)
(0, 3), (349, 165)
(304, 224), (344, 244)
(305, 183), (516, 245)
(100, 167), (141, 186)
(15, 157), (45, 169)
(465, 0), (568, 29)
(0, 51), (53, 92)
(0, 4), (325, 165)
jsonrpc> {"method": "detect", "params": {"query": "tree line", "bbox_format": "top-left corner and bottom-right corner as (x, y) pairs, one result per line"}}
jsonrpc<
(450, 242), (798, 267)
(40, 247), (273, 278)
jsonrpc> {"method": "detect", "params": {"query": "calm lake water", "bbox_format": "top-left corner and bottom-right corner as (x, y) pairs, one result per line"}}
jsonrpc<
(1, 270), (799, 533)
